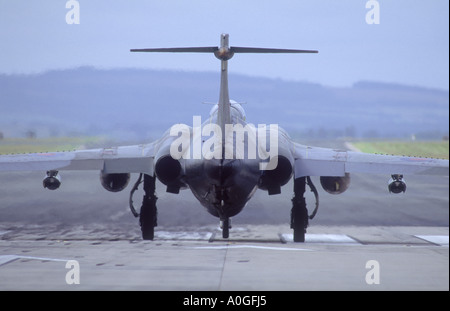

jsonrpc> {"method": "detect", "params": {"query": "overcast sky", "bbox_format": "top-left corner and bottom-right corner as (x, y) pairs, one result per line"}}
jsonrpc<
(0, 0), (448, 90)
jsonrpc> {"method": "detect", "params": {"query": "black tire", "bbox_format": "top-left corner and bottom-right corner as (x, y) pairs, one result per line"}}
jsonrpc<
(291, 207), (306, 242)
(292, 225), (305, 243)
(140, 198), (156, 240)
(291, 177), (308, 243)
(222, 218), (230, 239)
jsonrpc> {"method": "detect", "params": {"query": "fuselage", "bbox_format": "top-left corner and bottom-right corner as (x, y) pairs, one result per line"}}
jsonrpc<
(151, 34), (296, 220)
(183, 102), (261, 219)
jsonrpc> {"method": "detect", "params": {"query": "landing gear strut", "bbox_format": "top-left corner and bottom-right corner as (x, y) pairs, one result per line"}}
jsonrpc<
(212, 184), (232, 239)
(129, 174), (158, 240)
(140, 174), (158, 240)
(291, 177), (309, 242)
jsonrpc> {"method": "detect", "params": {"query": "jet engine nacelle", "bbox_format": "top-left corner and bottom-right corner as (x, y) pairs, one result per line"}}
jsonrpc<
(259, 155), (294, 195)
(320, 173), (351, 195)
(100, 172), (130, 192)
(258, 126), (294, 195)
(43, 170), (61, 190)
(388, 174), (406, 194)
(155, 155), (181, 186)
(154, 154), (188, 194)
(152, 131), (188, 194)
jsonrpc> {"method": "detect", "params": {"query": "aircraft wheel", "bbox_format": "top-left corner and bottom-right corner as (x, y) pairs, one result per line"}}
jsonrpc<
(291, 208), (306, 242)
(222, 218), (230, 239)
(292, 177), (308, 243)
(140, 200), (156, 240)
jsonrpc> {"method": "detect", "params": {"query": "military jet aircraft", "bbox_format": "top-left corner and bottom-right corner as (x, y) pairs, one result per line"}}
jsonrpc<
(0, 34), (448, 242)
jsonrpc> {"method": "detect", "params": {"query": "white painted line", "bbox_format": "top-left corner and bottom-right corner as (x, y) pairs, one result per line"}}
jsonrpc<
(192, 245), (310, 251)
(281, 234), (360, 244)
(0, 255), (19, 266)
(0, 255), (69, 267)
(415, 235), (449, 246)
(155, 231), (213, 240)
(15, 255), (69, 262)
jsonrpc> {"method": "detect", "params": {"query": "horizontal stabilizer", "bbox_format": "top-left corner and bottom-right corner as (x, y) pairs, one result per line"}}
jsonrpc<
(131, 46), (318, 54)
(231, 47), (318, 54)
(131, 47), (218, 53)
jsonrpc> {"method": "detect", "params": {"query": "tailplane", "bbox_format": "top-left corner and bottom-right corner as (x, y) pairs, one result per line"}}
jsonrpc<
(131, 34), (318, 58)
(131, 33), (318, 148)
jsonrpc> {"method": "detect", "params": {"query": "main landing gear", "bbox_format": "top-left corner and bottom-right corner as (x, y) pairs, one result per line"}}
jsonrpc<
(128, 174), (318, 242)
(129, 174), (158, 240)
(291, 176), (319, 242)
(291, 177), (308, 242)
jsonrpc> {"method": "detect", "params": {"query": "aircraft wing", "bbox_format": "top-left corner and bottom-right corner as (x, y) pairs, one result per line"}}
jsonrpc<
(293, 143), (449, 178)
(0, 144), (155, 175)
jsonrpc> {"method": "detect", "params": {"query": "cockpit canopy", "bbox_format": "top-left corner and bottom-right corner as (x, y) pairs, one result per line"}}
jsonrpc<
(209, 100), (246, 121)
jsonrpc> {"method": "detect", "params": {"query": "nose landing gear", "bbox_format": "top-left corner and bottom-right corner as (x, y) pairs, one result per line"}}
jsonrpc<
(220, 217), (231, 239)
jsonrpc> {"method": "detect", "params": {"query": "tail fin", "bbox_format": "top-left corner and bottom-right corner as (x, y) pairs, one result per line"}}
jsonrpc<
(131, 34), (317, 154)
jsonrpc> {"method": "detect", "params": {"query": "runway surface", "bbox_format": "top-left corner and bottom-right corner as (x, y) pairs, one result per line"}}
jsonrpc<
(0, 225), (448, 291)
(0, 141), (448, 291)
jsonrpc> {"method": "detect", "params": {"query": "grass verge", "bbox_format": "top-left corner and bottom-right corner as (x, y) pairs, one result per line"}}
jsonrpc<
(0, 137), (105, 154)
(352, 140), (449, 159)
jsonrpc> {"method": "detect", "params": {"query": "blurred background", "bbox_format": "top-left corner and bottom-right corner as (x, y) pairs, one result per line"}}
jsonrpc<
(0, 1), (448, 230)
(0, 1), (448, 143)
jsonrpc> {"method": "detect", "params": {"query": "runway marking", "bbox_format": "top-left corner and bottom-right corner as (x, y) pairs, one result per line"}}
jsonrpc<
(0, 255), (19, 267)
(191, 245), (310, 251)
(281, 233), (360, 244)
(414, 235), (449, 246)
(0, 255), (69, 267)
(155, 231), (213, 240)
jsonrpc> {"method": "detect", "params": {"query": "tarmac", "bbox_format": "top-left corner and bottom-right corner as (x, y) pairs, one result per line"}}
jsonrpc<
(0, 145), (448, 292)
(0, 224), (448, 291)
